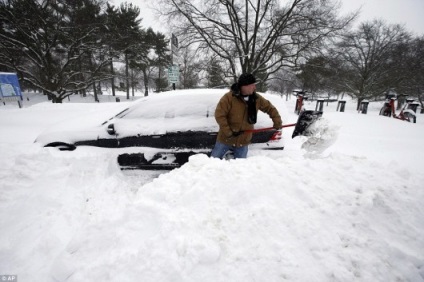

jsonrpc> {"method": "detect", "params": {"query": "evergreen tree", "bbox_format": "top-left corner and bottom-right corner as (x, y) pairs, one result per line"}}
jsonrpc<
(206, 58), (226, 88)
(151, 31), (171, 92)
(0, 0), (109, 102)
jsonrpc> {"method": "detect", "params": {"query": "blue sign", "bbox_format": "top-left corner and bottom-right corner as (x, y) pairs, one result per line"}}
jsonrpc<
(0, 72), (23, 98)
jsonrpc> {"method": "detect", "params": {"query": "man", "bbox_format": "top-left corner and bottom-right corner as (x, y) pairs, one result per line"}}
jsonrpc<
(210, 73), (282, 159)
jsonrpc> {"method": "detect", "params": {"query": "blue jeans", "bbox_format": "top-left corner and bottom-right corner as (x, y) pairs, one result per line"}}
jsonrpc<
(210, 141), (248, 159)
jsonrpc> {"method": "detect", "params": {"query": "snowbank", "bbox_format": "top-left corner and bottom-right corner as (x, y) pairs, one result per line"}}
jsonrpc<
(1, 90), (423, 281)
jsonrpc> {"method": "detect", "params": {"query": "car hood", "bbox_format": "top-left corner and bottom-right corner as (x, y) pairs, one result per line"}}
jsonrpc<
(34, 103), (129, 145)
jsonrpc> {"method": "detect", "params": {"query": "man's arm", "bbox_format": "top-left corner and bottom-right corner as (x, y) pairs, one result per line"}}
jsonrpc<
(257, 95), (283, 129)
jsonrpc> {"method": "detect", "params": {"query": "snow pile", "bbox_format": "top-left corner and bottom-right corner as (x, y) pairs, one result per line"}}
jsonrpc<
(1, 90), (424, 282)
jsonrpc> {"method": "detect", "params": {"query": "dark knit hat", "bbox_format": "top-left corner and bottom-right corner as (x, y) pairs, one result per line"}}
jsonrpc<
(238, 73), (256, 87)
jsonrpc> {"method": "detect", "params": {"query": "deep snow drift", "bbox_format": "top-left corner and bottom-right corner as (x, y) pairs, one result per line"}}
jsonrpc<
(1, 90), (423, 282)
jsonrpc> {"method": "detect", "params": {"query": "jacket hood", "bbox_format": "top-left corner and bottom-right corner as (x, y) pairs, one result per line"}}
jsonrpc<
(231, 82), (240, 95)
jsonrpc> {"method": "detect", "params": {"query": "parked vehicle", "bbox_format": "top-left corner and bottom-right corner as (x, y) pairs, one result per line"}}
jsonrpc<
(35, 90), (285, 168)
(35, 89), (320, 169)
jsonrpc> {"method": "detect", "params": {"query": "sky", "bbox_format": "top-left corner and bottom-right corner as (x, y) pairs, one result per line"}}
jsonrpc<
(1, 90), (423, 281)
(113, 0), (424, 36)
(340, 0), (424, 36)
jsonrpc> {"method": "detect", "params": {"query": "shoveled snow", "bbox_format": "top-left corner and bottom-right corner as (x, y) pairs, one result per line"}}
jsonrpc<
(0, 90), (423, 282)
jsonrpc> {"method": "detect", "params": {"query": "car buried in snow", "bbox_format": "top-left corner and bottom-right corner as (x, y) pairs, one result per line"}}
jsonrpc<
(35, 89), (286, 169)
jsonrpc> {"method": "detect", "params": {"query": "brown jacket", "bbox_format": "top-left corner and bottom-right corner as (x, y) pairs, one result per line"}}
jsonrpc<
(215, 91), (282, 147)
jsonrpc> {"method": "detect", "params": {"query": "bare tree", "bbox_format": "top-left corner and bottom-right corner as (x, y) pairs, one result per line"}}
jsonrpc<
(158, 0), (355, 83)
(334, 20), (410, 108)
(179, 47), (203, 88)
(267, 68), (299, 100)
(392, 36), (424, 106)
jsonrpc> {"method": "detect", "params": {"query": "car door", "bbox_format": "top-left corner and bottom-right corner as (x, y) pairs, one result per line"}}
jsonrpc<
(165, 131), (217, 149)
(117, 134), (169, 148)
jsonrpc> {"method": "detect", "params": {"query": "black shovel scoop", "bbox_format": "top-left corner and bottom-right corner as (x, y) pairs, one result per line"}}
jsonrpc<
(245, 110), (323, 138)
(291, 110), (323, 138)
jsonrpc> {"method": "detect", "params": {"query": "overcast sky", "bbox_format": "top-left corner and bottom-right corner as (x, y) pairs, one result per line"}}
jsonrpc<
(114, 0), (424, 36)
(340, 0), (424, 36)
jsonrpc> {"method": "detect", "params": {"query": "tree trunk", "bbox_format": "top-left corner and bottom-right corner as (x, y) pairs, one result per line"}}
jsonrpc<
(110, 59), (116, 97)
(158, 66), (162, 92)
(357, 98), (362, 111)
(51, 95), (63, 103)
(131, 69), (135, 97)
(142, 68), (149, 96)
(88, 52), (99, 102)
(77, 52), (86, 97)
(44, 90), (52, 101)
(92, 82), (98, 102)
(125, 52), (130, 99)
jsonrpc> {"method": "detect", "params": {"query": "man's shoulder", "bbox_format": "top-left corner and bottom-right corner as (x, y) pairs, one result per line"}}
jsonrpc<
(224, 90), (234, 97)
(220, 90), (234, 101)
(256, 92), (275, 102)
(255, 92), (265, 99)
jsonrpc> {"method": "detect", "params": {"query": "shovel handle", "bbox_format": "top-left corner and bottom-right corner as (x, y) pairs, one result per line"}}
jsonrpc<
(245, 123), (297, 133)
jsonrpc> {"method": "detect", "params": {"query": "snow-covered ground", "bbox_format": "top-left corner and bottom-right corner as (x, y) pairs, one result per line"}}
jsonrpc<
(1, 90), (423, 282)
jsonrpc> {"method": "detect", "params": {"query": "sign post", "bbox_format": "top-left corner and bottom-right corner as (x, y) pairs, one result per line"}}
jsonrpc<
(169, 33), (180, 90)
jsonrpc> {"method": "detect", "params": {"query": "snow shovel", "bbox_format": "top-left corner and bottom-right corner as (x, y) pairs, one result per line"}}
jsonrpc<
(245, 110), (323, 138)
